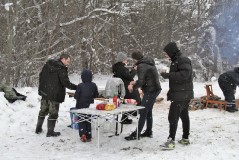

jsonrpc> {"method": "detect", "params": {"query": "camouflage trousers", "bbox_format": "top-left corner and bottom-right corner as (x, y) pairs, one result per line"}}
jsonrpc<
(38, 99), (60, 120)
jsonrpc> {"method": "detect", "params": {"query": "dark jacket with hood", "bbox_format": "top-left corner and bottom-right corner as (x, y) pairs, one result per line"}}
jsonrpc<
(112, 62), (137, 96)
(163, 42), (194, 101)
(112, 62), (141, 104)
(219, 67), (239, 89)
(38, 59), (77, 103)
(74, 69), (99, 109)
(133, 57), (161, 93)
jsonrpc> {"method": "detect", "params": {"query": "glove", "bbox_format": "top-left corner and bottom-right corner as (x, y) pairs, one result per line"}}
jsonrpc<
(161, 72), (169, 79)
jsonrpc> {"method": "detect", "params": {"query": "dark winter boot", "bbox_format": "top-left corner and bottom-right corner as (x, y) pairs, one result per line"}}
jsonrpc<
(226, 107), (235, 113)
(46, 120), (61, 137)
(140, 130), (153, 138)
(35, 116), (45, 134)
(125, 131), (140, 141)
(233, 107), (238, 111)
(86, 134), (92, 142)
(121, 114), (133, 124)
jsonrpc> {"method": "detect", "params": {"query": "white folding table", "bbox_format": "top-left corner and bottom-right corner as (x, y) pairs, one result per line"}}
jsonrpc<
(70, 104), (144, 149)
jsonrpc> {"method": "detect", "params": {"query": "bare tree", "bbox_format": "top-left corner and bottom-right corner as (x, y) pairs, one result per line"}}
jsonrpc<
(0, 0), (219, 86)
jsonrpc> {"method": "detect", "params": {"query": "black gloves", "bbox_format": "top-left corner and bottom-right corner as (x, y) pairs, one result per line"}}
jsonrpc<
(161, 72), (169, 79)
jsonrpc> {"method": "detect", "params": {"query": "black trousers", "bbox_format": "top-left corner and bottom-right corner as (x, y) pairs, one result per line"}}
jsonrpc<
(218, 77), (236, 108)
(78, 114), (92, 138)
(137, 90), (160, 134)
(168, 100), (190, 141)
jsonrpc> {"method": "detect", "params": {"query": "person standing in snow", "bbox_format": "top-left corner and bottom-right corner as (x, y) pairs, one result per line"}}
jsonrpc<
(112, 52), (141, 124)
(36, 53), (77, 137)
(74, 69), (99, 142)
(218, 67), (239, 112)
(160, 42), (193, 150)
(125, 50), (161, 140)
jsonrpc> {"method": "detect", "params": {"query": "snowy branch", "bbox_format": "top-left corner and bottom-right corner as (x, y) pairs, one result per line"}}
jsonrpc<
(33, 0), (43, 23)
(59, 8), (120, 27)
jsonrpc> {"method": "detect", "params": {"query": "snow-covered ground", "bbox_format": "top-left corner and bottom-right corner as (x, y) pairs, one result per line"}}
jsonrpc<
(1, 74), (239, 160)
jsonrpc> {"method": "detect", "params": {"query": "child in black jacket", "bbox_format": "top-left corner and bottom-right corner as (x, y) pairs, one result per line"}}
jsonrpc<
(74, 69), (99, 142)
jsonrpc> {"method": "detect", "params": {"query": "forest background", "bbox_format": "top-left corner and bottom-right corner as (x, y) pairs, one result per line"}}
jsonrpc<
(1, 0), (238, 87)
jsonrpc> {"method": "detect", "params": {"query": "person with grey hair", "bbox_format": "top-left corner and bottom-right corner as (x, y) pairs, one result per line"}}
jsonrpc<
(112, 52), (141, 124)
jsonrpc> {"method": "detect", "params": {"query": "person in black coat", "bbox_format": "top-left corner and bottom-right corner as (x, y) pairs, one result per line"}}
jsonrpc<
(112, 52), (141, 124)
(125, 50), (161, 140)
(36, 53), (77, 137)
(160, 42), (194, 150)
(218, 67), (239, 112)
(74, 69), (99, 142)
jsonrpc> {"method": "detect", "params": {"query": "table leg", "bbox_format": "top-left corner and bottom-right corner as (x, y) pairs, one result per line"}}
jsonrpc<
(72, 113), (77, 142)
(94, 115), (97, 138)
(136, 109), (139, 140)
(97, 117), (100, 150)
(115, 115), (119, 136)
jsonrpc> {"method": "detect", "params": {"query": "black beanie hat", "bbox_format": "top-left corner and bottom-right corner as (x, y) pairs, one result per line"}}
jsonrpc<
(163, 42), (180, 58)
(132, 51), (143, 60)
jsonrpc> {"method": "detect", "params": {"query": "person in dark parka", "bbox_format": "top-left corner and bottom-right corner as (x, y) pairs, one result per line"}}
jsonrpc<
(218, 67), (239, 112)
(36, 53), (77, 137)
(74, 69), (99, 142)
(160, 42), (194, 150)
(125, 50), (161, 140)
(112, 52), (141, 124)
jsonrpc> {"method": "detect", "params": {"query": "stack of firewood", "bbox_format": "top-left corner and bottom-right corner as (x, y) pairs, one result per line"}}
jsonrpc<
(189, 94), (223, 111)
